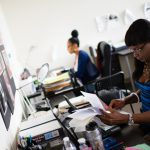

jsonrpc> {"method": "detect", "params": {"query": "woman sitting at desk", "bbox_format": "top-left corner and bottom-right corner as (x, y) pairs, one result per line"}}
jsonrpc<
(67, 30), (99, 85)
(99, 19), (150, 131)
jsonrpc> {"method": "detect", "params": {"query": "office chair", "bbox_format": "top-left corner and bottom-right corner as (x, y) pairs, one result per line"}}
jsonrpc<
(95, 71), (134, 113)
(96, 41), (112, 77)
(69, 69), (78, 89)
(83, 42), (112, 93)
(89, 46), (97, 65)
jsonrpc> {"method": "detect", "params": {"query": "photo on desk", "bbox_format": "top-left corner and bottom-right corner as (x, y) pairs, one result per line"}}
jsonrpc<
(0, 78), (11, 130)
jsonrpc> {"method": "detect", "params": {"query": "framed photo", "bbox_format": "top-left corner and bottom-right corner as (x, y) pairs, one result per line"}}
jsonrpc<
(1, 50), (12, 78)
(0, 37), (16, 129)
(1, 50), (16, 96)
(0, 77), (11, 130)
(2, 70), (14, 113)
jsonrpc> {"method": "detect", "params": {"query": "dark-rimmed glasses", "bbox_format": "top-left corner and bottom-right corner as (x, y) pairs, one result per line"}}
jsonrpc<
(129, 43), (146, 53)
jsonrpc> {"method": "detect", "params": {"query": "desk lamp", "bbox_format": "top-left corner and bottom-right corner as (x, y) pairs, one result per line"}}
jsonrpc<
(17, 63), (50, 119)
(37, 63), (49, 84)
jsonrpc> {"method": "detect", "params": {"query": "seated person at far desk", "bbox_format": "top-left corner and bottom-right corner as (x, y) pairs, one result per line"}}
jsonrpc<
(67, 30), (99, 85)
(99, 19), (150, 133)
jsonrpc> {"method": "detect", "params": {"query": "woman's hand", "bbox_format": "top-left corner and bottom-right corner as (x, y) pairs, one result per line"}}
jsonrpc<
(99, 108), (129, 125)
(109, 99), (125, 109)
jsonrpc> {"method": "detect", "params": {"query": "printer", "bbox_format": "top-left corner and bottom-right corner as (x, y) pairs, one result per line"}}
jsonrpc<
(18, 111), (65, 150)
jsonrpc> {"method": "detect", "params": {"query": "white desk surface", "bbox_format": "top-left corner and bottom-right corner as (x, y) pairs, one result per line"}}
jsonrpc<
(20, 110), (55, 131)
(19, 120), (61, 137)
(116, 49), (132, 55)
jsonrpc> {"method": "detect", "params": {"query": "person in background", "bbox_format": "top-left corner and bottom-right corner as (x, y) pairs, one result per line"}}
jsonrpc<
(99, 19), (150, 132)
(67, 30), (99, 85)
(20, 68), (31, 80)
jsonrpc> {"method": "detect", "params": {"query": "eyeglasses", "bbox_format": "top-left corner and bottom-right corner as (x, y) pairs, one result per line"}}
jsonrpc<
(129, 43), (146, 53)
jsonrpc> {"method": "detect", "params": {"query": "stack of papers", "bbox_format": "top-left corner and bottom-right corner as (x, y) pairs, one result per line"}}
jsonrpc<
(68, 91), (113, 132)
(58, 95), (89, 113)
(43, 72), (71, 92)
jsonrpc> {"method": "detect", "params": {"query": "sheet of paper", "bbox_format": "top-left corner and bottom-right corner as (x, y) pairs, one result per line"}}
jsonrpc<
(94, 116), (115, 131)
(69, 115), (115, 132)
(124, 9), (136, 25)
(81, 91), (106, 110)
(68, 107), (101, 120)
(59, 95), (87, 109)
(95, 16), (106, 32)
(69, 116), (94, 132)
(74, 126), (86, 132)
(119, 110), (130, 115)
(144, 2), (150, 20)
(69, 117), (93, 128)
(43, 72), (70, 85)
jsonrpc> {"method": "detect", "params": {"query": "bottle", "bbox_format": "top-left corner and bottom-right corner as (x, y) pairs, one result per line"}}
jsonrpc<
(86, 121), (105, 150)
(78, 138), (89, 150)
(63, 137), (77, 150)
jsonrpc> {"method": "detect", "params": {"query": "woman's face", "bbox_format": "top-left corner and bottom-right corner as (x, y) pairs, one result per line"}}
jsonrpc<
(129, 42), (150, 63)
(67, 41), (78, 54)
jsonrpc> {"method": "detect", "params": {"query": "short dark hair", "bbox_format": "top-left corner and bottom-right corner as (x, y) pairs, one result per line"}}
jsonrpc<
(68, 30), (80, 47)
(125, 19), (150, 80)
(125, 19), (150, 46)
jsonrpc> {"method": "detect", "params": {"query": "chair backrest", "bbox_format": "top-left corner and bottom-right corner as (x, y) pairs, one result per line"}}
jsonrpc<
(95, 71), (126, 93)
(95, 71), (134, 113)
(89, 46), (96, 65)
(96, 41), (112, 77)
(95, 71), (126, 105)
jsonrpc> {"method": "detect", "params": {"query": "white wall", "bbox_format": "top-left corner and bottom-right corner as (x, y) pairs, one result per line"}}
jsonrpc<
(0, 0), (149, 74)
(0, 5), (23, 150)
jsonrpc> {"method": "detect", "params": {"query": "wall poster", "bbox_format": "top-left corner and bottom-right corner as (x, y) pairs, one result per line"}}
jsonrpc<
(0, 45), (16, 130)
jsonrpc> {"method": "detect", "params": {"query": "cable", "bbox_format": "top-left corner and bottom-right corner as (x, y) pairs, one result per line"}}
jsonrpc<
(63, 95), (77, 111)
(45, 98), (79, 149)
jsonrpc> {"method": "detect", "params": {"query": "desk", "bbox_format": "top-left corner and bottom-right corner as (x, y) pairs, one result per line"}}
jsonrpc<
(54, 96), (146, 147)
(56, 95), (147, 147)
(46, 92), (149, 149)
(62, 115), (147, 148)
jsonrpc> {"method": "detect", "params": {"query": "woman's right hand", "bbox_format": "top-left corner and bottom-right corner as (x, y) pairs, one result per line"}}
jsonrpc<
(109, 99), (125, 110)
